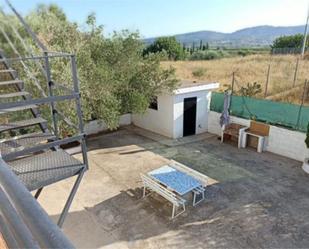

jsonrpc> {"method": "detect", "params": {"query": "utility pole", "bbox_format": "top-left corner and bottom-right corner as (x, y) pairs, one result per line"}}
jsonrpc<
(301, 3), (309, 58)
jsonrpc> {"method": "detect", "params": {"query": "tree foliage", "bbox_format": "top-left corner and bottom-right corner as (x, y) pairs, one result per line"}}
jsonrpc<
(144, 36), (185, 60)
(0, 5), (179, 131)
(271, 34), (308, 49)
(238, 82), (262, 97)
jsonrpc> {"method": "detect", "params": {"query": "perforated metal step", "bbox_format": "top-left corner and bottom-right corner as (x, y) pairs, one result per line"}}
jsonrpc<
(0, 132), (56, 156)
(0, 79), (23, 86)
(0, 104), (38, 114)
(0, 91), (30, 99)
(0, 69), (16, 73)
(0, 117), (46, 132)
(7, 150), (85, 191)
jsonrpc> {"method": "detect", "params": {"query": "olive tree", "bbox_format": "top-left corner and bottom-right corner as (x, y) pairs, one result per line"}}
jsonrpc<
(16, 5), (178, 131)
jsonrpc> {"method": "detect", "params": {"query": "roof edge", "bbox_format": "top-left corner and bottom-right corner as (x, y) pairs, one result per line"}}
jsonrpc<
(174, 82), (220, 95)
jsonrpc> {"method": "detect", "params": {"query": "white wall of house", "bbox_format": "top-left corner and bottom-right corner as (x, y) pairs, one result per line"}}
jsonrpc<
(173, 90), (212, 138)
(208, 111), (307, 162)
(132, 94), (174, 137)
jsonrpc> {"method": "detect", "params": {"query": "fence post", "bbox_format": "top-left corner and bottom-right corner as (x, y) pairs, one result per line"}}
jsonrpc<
(296, 79), (308, 129)
(264, 64), (271, 98)
(292, 58), (300, 87)
(231, 72), (235, 94)
(230, 72), (235, 111)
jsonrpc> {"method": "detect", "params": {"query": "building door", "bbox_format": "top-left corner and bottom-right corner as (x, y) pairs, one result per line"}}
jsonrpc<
(183, 97), (197, 137)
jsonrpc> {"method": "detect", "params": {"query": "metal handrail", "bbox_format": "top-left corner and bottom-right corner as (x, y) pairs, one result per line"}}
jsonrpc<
(0, 93), (80, 110)
(0, 157), (75, 248)
(2, 134), (85, 161)
(0, 53), (74, 62)
(4, 0), (47, 51)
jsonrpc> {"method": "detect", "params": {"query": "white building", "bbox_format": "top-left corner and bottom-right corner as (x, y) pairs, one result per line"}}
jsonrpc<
(132, 80), (220, 138)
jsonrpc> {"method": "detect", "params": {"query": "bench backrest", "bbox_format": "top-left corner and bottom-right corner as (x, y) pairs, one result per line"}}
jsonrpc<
(225, 123), (243, 131)
(140, 174), (184, 205)
(250, 121), (269, 136)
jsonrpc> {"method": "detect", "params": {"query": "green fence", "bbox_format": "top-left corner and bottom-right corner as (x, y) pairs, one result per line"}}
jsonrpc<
(210, 92), (309, 132)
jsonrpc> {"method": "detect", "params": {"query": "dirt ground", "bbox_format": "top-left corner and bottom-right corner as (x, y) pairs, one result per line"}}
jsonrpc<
(38, 126), (309, 249)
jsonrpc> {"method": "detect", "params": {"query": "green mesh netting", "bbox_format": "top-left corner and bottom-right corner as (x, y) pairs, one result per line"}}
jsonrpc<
(210, 92), (309, 132)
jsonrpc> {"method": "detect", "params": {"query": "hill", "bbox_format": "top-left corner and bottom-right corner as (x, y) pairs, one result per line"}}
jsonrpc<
(144, 25), (306, 48)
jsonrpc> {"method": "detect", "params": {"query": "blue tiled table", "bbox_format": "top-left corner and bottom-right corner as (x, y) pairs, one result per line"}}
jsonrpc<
(148, 165), (202, 196)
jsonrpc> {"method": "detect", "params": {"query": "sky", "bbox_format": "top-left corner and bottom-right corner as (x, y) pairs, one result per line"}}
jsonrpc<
(3, 0), (309, 38)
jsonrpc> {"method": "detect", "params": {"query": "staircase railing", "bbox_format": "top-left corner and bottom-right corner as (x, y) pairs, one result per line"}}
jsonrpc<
(0, 157), (74, 248)
(0, 0), (89, 230)
(0, 1), (84, 135)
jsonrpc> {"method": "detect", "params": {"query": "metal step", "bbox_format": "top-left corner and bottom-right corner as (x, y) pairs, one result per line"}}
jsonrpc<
(7, 150), (85, 191)
(0, 91), (30, 99)
(0, 104), (38, 114)
(0, 132), (56, 156)
(0, 69), (16, 73)
(0, 117), (47, 132)
(0, 79), (23, 86)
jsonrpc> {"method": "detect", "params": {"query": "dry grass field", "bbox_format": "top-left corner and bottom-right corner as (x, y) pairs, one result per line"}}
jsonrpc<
(162, 54), (309, 105)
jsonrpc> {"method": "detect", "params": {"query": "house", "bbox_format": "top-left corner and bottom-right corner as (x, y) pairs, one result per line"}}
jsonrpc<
(132, 80), (220, 138)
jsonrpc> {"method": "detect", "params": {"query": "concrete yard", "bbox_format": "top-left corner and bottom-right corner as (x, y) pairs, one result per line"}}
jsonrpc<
(38, 126), (309, 249)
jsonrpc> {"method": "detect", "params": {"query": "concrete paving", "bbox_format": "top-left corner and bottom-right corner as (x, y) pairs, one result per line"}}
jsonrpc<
(38, 126), (309, 249)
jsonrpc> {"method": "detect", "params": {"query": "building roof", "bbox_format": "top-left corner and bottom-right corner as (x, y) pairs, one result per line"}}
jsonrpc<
(174, 80), (220, 95)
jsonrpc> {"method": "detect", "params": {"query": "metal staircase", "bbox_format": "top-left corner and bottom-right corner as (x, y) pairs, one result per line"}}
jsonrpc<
(0, 0), (88, 228)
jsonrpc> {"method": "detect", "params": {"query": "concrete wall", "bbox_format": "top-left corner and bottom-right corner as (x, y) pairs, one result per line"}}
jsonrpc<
(173, 90), (211, 138)
(84, 114), (131, 135)
(132, 95), (174, 138)
(208, 111), (307, 162)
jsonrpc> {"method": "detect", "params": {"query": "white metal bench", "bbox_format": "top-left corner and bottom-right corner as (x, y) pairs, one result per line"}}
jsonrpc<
(140, 173), (186, 219)
(170, 160), (208, 206)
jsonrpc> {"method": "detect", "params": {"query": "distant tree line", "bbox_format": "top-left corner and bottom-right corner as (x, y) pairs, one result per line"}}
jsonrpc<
(144, 34), (309, 60)
(143, 36), (213, 61)
(143, 36), (261, 61)
(271, 34), (309, 54)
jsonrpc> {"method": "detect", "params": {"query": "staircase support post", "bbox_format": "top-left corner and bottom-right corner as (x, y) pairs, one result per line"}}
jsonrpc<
(70, 55), (89, 169)
(44, 52), (59, 139)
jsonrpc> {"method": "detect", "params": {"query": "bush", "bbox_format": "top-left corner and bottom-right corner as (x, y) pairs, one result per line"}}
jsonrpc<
(271, 34), (307, 49)
(238, 82), (262, 97)
(237, 49), (251, 57)
(192, 68), (206, 78)
(143, 36), (185, 60)
(190, 50), (222, 60)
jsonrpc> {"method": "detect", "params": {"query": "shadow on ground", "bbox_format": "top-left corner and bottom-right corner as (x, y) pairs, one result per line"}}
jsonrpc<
(49, 127), (309, 248)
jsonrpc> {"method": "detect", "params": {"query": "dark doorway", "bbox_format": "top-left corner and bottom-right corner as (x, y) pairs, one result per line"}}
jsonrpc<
(183, 97), (197, 137)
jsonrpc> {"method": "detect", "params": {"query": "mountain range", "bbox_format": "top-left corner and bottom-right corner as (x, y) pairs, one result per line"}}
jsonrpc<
(144, 25), (306, 48)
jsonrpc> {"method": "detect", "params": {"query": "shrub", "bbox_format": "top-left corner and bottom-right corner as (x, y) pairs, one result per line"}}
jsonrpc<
(238, 82), (262, 97)
(238, 49), (251, 57)
(271, 34), (308, 49)
(190, 50), (221, 60)
(192, 68), (206, 78)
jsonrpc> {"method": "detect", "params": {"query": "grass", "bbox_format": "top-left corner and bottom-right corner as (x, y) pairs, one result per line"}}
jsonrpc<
(162, 54), (309, 105)
(192, 67), (206, 78)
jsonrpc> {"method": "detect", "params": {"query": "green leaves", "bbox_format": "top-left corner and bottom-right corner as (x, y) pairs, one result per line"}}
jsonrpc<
(271, 34), (307, 49)
(238, 82), (262, 97)
(144, 36), (185, 60)
(24, 7), (178, 131)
